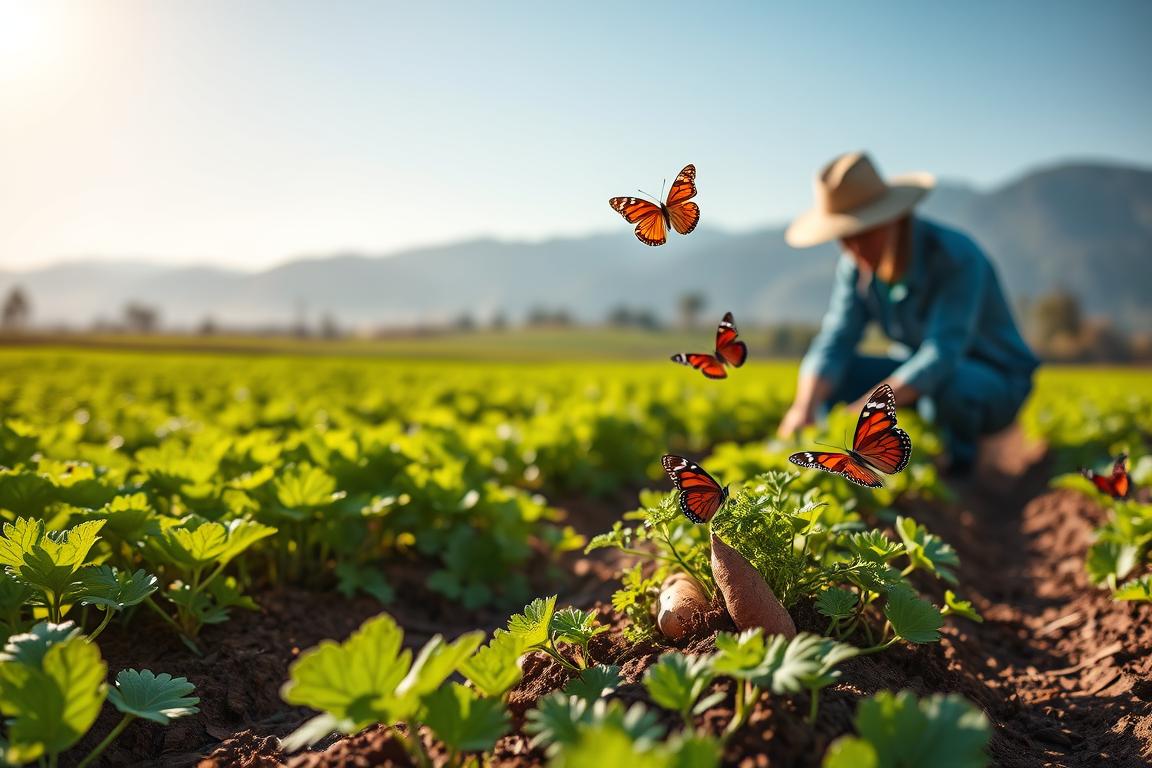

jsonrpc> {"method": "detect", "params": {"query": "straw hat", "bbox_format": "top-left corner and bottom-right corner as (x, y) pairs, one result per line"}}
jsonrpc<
(785, 152), (935, 247)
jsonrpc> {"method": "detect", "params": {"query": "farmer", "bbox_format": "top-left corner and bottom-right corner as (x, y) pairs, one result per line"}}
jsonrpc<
(776, 151), (1040, 475)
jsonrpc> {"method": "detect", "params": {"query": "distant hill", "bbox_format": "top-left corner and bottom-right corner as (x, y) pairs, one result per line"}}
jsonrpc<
(2, 161), (1149, 330)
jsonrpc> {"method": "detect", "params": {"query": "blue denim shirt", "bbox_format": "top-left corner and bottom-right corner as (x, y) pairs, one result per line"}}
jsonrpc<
(799, 217), (1039, 393)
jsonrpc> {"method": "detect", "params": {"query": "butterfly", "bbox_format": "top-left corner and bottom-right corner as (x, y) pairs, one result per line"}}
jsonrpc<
(609, 164), (700, 246)
(1080, 453), (1130, 499)
(661, 454), (728, 524)
(788, 384), (913, 488)
(671, 312), (748, 379)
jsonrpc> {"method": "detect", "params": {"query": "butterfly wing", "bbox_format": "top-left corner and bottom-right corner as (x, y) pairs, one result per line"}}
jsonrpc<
(1111, 453), (1131, 498)
(789, 451), (884, 489)
(1083, 453), (1130, 498)
(714, 311), (748, 368)
(671, 352), (728, 379)
(851, 384), (912, 475)
(665, 165), (700, 235)
(662, 454), (727, 523)
(610, 196), (668, 246)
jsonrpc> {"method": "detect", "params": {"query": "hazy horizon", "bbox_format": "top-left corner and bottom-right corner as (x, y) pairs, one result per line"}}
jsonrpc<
(3, 1), (1151, 272)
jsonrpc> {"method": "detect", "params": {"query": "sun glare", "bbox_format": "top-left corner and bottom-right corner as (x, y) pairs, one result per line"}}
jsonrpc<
(0, 1), (66, 79)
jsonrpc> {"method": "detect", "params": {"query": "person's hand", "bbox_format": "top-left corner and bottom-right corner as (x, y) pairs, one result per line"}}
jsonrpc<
(777, 404), (815, 439)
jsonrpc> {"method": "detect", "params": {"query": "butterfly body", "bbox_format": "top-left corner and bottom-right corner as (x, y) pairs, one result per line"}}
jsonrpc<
(1081, 453), (1129, 499)
(610, 164), (700, 246)
(788, 384), (912, 488)
(672, 312), (748, 379)
(661, 454), (728, 523)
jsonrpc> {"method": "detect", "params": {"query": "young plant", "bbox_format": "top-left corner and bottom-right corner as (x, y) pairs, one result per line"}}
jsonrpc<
(77, 670), (200, 768)
(822, 690), (990, 768)
(643, 652), (724, 732)
(711, 629), (858, 730)
(141, 516), (276, 642)
(506, 596), (606, 671)
(280, 612), (493, 767)
(0, 621), (197, 768)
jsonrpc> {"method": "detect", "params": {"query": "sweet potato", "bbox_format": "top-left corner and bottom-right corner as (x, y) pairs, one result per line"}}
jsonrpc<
(710, 532), (796, 638)
(656, 572), (710, 640)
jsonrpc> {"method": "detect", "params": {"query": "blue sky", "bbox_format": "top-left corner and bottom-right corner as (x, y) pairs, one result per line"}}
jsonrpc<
(1, 0), (1150, 270)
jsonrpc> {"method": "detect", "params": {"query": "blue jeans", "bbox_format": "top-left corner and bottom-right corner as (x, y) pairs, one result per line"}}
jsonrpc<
(827, 355), (1034, 465)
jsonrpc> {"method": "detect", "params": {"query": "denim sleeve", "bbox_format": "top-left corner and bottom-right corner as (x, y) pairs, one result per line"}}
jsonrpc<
(799, 255), (868, 385)
(892, 254), (986, 392)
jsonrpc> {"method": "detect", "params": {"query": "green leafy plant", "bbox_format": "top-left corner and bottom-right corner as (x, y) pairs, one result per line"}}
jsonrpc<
(643, 652), (723, 731)
(280, 612), (496, 767)
(711, 629), (858, 730)
(142, 516), (276, 642)
(0, 621), (197, 768)
(77, 669), (200, 768)
(822, 689), (990, 768)
(505, 595), (606, 671)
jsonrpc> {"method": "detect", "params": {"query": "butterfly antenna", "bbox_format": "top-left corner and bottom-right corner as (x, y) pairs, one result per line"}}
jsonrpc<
(814, 440), (840, 451)
(637, 188), (661, 204)
(660, 178), (667, 200)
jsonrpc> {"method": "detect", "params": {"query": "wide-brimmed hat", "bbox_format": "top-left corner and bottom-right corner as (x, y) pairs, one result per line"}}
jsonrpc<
(785, 152), (935, 248)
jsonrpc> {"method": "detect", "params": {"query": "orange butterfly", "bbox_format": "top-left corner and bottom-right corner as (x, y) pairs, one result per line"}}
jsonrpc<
(1081, 453), (1130, 499)
(788, 384), (912, 488)
(609, 164), (700, 246)
(671, 312), (748, 379)
(662, 454), (728, 523)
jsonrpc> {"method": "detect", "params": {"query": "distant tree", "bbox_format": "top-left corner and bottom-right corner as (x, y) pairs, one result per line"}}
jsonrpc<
(319, 312), (341, 339)
(198, 316), (218, 336)
(453, 312), (476, 332)
(1, 287), (31, 330)
(678, 293), (706, 328)
(607, 305), (661, 330)
(1031, 289), (1082, 344)
(490, 311), (508, 331)
(525, 307), (573, 327)
(123, 303), (160, 334)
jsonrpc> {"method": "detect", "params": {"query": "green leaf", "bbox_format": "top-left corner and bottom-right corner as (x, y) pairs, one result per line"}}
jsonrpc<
(551, 606), (607, 646)
(851, 690), (989, 768)
(281, 613), (411, 730)
(667, 732), (723, 768)
(0, 634), (107, 763)
(460, 629), (526, 698)
(816, 587), (859, 620)
(334, 562), (395, 604)
(508, 595), (556, 648)
(1086, 539), (1140, 585)
(822, 736), (879, 768)
(146, 517), (276, 571)
(895, 517), (959, 584)
(848, 530), (904, 564)
(79, 566), (159, 611)
(710, 629), (767, 680)
(748, 633), (857, 695)
(1113, 574), (1152, 602)
(0, 621), (83, 667)
(884, 586), (943, 644)
(0, 518), (45, 569)
(563, 664), (621, 703)
(275, 464), (343, 509)
(394, 631), (485, 711)
(550, 722), (666, 768)
(421, 682), (508, 754)
(644, 653), (713, 717)
(941, 590), (983, 623)
(107, 669), (200, 725)
(91, 493), (157, 543)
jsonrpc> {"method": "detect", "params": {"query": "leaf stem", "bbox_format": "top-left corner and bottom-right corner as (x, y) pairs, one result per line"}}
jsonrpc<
(76, 714), (134, 768)
(856, 636), (899, 656)
(87, 608), (115, 643)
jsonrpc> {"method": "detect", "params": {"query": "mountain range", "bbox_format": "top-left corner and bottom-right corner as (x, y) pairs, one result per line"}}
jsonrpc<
(2, 160), (1150, 331)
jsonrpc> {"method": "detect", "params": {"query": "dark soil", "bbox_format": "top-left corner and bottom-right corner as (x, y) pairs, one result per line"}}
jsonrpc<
(74, 469), (1151, 767)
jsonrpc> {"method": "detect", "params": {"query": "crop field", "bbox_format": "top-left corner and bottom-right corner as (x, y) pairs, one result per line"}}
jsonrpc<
(0, 347), (1149, 767)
